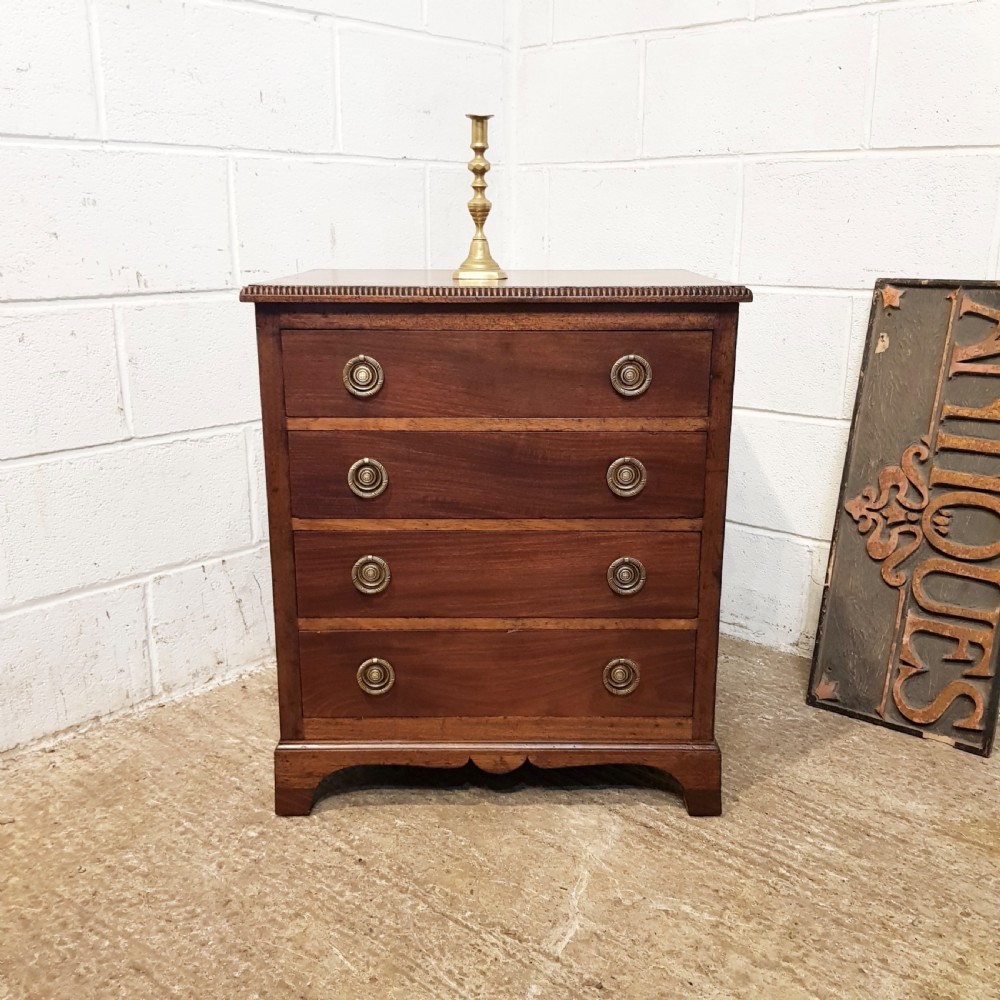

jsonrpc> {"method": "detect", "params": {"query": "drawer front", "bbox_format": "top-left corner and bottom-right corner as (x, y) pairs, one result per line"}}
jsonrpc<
(295, 530), (700, 619)
(282, 329), (712, 417)
(288, 431), (707, 519)
(299, 629), (696, 719)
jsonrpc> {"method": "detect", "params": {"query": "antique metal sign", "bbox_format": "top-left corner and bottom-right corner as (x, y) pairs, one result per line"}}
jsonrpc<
(810, 279), (1000, 755)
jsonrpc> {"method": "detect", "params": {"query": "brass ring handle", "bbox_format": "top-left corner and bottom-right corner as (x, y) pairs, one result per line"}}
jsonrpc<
(610, 354), (652, 397)
(604, 658), (640, 696)
(348, 457), (388, 499)
(607, 456), (647, 497)
(352, 555), (390, 595)
(607, 556), (646, 596)
(357, 657), (395, 695)
(343, 355), (384, 398)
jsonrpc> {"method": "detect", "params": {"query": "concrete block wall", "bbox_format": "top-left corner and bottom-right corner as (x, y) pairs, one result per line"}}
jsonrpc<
(512, 0), (1000, 653)
(5, 0), (999, 749)
(0, 0), (506, 751)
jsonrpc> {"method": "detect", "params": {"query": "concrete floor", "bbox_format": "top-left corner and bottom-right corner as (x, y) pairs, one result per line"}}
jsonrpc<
(1, 638), (997, 1000)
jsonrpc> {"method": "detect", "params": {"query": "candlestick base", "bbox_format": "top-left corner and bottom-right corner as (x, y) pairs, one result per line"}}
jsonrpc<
(453, 271), (507, 282)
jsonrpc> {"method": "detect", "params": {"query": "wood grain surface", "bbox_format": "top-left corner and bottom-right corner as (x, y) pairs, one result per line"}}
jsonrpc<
(297, 629), (696, 719)
(281, 329), (712, 417)
(294, 529), (700, 619)
(288, 430), (707, 519)
(253, 310), (304, 739)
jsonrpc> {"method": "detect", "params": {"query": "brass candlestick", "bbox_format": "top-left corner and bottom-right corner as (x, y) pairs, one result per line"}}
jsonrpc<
(453, 113), (506, 281)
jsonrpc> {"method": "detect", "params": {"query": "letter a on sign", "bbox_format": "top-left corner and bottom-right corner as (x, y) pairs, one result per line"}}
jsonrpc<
(810, 279), (1000, 755)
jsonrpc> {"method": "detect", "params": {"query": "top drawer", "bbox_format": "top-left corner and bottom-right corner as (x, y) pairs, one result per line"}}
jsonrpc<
(281, 329), (712, 418)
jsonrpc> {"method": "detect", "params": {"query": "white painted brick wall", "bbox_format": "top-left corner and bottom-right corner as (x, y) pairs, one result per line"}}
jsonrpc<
(643, 18), (871, 156)
(337, 30), (505, 159)
(122, 299), (261, 436)
(741, 155), (1000, 288)
(518, 40), (641, 162)
(0, 0), (98, 138)
(4, 0), (999, 749)
(543, 163), (742, 272)
(98, 0), (336, 150)
(0, 586), (151, 750)
(234, 158), (426, 277)
(1, 309), (126, 459)
(0, 147), (233, 300)
(513, 0), (1000, 654)
(0, 433), (251, 606)
(551, 0), (752, 40)
(149, 548), (274, 694)
(0, 0), (507, 751)
(733, 293), (856, 419)
(871, 3), (1000, 147)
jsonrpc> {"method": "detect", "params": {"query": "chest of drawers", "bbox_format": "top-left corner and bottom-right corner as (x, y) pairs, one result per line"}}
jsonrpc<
(241, 269), (751, 816)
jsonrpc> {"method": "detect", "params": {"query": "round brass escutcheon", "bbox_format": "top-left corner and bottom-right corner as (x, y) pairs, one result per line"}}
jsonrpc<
(357, 657), (395, 695)
(607, 456), (647, 498)
(607, 556), (646, 596)
(352, 554), (391, 595)
(603, 657), (640, 696)
(348, 457), (388, 499)
(610, 354), (652, 398)
(343, 355), (384, 398)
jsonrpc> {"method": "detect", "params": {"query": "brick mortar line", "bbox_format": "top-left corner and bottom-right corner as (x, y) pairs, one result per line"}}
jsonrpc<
(635, 35), (646, 159)
(83, 0), (107, 139)
(1, 142), (988, 167)
(0, 652), (275, 760)
(0, 283), (869, 311)
(0, 420), (263, 469)
(332, 25), (343, 153)
(0, 134), (480, 165)
(725, 519), (832, 547)
(244, 426), (262, 545)
(226, 158), (242, 284)
(423, 166), (432, 269)
(142, 580), (161, 696)
(528, 0), (981, 47)
(206, 0), (506, 50)
(0, 288), (239, 308)
(861, 11), (881, 149)
(731, 157), (746, 283)
(518, 145), (1000, 168)
(110, 304), (135, 438)
(0, 542), (271, 623)
(503, 2), (519, 267)
(733, 406), (850, 427)
(988, 176), (1000, 279)
(0, 284), (869, 312)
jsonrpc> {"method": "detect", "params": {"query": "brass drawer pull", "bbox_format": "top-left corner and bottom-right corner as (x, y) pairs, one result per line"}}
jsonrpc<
(607, 456), (647, 497)
(348, 457), (388, 499)
(357, 657), (395, 695)
(604, 658), (640, 696)
(610, 354), (652, 397)
(607, 556), (646, 595)
(352, 555), (390, 595)
(343, 355), (384, 397)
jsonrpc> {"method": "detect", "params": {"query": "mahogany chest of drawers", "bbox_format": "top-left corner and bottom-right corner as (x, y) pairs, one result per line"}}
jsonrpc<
(241, 269), (751, 816)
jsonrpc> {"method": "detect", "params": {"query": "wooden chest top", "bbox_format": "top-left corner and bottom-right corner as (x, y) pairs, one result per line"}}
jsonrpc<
(240, 268), (752, 305)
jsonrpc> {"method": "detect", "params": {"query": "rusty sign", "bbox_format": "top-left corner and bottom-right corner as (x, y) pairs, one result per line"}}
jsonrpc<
(810, 279), (1000, 755)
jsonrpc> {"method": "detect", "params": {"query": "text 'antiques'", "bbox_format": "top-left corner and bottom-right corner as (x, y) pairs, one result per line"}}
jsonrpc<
(812, 281), (1000, 754)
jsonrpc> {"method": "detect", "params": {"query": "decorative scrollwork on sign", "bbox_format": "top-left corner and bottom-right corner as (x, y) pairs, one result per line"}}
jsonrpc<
(843, 438), (931, 588)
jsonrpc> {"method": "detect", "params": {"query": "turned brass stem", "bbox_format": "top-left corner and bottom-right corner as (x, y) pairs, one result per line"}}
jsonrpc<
(453, 113), (506, 282)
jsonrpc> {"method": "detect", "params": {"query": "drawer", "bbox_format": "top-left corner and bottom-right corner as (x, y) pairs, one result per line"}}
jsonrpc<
(288, 430), (707, 519)
(295, 530), (700, 619)
(282, 329), (712, 418)
(298, 629), (696, 719)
